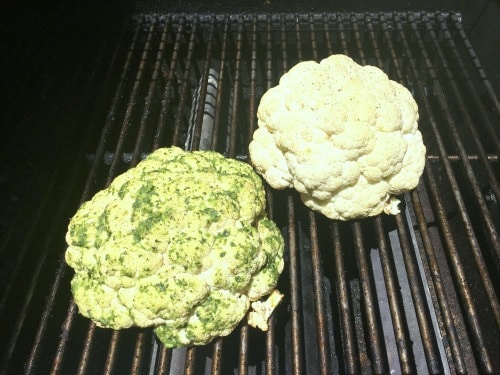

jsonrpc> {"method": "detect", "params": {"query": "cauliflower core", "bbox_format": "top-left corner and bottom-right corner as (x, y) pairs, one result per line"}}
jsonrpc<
(249, 54), (426, 220)
(65, 146), (284, 347)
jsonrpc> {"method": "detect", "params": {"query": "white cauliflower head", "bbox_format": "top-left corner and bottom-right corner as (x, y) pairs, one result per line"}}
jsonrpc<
(249, 54), (426, 220)
(65, 147), (284, 347)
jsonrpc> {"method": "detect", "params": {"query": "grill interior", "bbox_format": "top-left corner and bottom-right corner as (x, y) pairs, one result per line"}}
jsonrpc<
(1, 9), (499, 375)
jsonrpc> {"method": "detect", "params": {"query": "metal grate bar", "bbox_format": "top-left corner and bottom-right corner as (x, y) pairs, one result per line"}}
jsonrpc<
(184, 346), (197, 375)
(426, 154), (498, 161)
(132, 17), (173, 163)
(73, 17), (165, 375)
(0, 171), (54, 317)
(339, 15), (416, 373)
(263, 17), (279, 374)
(450, 13), (500, 115)
(351, 221), (388, 373)
(424, 156), (493, 372)
(188, 17), (217, 152)
(301, 18), (333, 375)
(372, 216), (415, 374)
(152, 16), (184, 150)
(233, 19), (249, 372)
(247, 16), (259, 140)
(106, 19), (159, 184)
(441, 16), (500, 153)
(336, 15), (391, 367)
(421, 15), (500, 255)
(227, 17), (245, 158)
(422, 136), (479, 370)
(309, 211), (332, 375)
(321, 15), (359, 374)
(395, 14), (498, 372)
(209, 18), (230, 152)
(0, 16), (114, 320)
(75, 312), (97, 373)
(238, 325), (249, 375)
(410, 189), (469, 373)
(362, 14), (446, 374)
(394, 213), (444, 374)
(329, 222), (358, 373)
(167, 17), (206, 375)
(0, 18), (129, 375)
(378, 17), (473, 374)
(210, 339), (223, 374)
(102, 331), (120, 374)
(358, 13), (443, 373)
(171, 18), (200, 148)
(155, 342), (172, 375)
(273, 15), (305, 375)
(0, 170), (58, 373)
(132, 332), (149, 373)
(50, 21), (144, 375)
(286, 195), (304, 375)
(410, 14), (500, 288)
(364, 14), (418, 374)
(249, 15), (283, 374)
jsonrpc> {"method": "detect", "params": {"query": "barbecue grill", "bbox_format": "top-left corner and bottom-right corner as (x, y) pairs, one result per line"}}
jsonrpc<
(1, 0), (499, 374)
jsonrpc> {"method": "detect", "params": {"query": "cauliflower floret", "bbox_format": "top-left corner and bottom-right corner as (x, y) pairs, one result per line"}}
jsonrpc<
(247, 289), (284, 331)
(154, 290), (250, 347)
(249, 54), (426, 220)
(65, 147), (284, 347)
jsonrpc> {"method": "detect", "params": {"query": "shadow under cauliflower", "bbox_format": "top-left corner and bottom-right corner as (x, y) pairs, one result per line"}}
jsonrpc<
(65, 146), (284, 348)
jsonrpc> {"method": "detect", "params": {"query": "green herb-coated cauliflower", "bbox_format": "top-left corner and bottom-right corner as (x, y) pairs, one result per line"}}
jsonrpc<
(249, 54), (426, 220)
(65, 146), (284, 348)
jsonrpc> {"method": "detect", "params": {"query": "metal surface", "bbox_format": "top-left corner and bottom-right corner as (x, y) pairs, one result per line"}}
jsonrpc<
(0, 11), (499, 375)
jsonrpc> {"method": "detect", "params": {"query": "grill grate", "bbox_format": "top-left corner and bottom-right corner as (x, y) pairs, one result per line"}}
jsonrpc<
(0, 11), (499, 375)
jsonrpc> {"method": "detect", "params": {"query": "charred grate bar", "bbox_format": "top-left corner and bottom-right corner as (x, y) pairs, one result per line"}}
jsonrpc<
(0, 11), (498, 375)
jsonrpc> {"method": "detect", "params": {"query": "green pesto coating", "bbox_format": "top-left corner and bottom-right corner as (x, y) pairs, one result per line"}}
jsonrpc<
(65, 146), (284, 347)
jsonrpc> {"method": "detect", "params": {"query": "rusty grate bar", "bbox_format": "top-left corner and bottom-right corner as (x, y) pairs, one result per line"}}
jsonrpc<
(409, 12), (498, 365)
(421, 14), (500, 266)
(49, 20), (146, 375)
(0, 11), (498, 375)
(362, 14), (445, 374)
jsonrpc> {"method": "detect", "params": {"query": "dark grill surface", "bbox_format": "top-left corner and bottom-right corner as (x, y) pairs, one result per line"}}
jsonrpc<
(1, 11), (499, 375)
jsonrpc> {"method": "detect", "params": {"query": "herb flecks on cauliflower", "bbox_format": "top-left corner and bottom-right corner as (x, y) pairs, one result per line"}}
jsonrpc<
(65, 146), (284, 347)
(249, 54), (426, 220)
